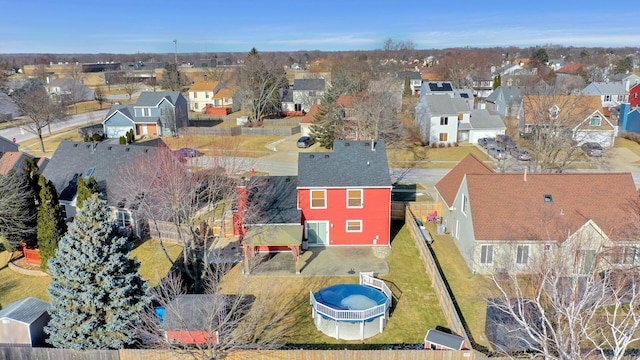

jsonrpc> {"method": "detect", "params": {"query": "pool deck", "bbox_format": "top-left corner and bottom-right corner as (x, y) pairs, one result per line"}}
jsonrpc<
(249, 244), (390, 277)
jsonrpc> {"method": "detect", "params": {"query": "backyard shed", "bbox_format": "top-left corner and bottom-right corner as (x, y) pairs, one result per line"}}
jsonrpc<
(424, 329), (465, 350)
(162, 294), (226, 345)
(0, 297), (50, 347)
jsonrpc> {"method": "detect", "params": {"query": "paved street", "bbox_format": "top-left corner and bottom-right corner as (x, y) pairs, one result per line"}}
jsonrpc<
(0, 109), (108, 144)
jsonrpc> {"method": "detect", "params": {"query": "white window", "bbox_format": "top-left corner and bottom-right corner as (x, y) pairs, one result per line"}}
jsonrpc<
(143, 108), (151, 117)
(116, 209), (131, 228)
(516, 245), (529, 265)
(590, 115), (601, 126)
(205, 92), (209, 98)
(461, 194), (468, 215)
(193, 92), (197, 99)
(310, 190), (326, 209)
(347, 189), (363, 208)
(440, 117), (448, 125)
(346, 220), (362, 232)
(480, 245), (494, 264)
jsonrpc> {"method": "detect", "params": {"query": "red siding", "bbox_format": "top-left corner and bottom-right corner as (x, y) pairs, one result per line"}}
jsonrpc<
(166, 330), (218, 345)
(631, 84), (640, 108)
(299, 187), (391, 246)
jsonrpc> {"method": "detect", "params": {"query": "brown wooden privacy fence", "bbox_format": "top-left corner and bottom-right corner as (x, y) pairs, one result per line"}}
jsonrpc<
(405, 206), (471, 351)
(0, 348), (479, 360)
(240, 126), (300, 136)
(179, 125), (300, 137)
(392, 201), (442, 221)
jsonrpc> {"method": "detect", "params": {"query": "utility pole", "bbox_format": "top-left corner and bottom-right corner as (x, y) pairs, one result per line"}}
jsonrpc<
(173, 39), (178, 64)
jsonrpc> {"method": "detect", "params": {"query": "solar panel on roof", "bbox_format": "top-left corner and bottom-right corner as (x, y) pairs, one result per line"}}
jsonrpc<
(461, 93), (469, 98)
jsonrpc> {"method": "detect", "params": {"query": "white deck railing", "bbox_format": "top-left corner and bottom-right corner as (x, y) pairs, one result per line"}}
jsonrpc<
(310, 273), (392, 322)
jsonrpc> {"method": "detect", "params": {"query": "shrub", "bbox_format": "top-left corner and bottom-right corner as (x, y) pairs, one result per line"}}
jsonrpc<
(119, 136), (126, 145)
(84, 136), (90, 142)
(92, 133), (102, 142)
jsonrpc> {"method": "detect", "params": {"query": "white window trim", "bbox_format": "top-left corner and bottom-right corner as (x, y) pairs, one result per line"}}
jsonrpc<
(461, 194), (468, 215)
(480, 245), (494, 265)
(346, 189), (363, 208)
(310, 189), (327, 209)
(345, 220), (363, 233)
(516, 245), (529, 265)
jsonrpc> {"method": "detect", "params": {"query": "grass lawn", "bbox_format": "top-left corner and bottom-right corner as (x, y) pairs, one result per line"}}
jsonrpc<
(615, 137), (640, 163)
(427, 223), (498, 349)
(131, 239), (183, 287)
(0, 251), (50, 306)
(0, 239), (182, 308)
(162, 135), (279, 158)
(19, 127), (86, 158)
(388, 142), (492, 169)
(220, 223), (447, 346)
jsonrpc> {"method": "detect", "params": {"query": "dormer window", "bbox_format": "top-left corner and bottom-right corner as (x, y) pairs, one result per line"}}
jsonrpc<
(543, 194), (553, 203)
(549, 105), (560, 120)
(590, 115), (601, 126)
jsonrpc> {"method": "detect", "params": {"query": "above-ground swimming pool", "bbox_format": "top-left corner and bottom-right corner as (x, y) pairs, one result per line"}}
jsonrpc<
(310, 274), (391, 340)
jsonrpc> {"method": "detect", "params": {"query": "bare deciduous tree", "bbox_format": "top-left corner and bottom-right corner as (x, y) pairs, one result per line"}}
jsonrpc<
(136, 267), (298, 359)
(350, 73), (405, 143)
(94, 86), (107, 109)
(0, 170), (37, 252)
(488, 237), (640, 360)
(237, 48), (287, 126)
(122, 74), (141, 100)
(521, 87), (603, 173)
(12, 81), (67, 152)
(112, 141), (256, 293)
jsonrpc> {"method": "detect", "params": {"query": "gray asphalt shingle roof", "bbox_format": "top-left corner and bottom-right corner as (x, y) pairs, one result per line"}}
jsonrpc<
(297, 140), (390, 188)
(164, 295), (224, 331)
(485, 86), (525, 103)
(423, 95), (470, 115)
(469, 109), (506, 129)
(0, 297), (49, 325)
(41, 140), (162, 204)
(244, 176), (300, 225)
(134, 91), (181, 107)
(293, 79), (325, 91)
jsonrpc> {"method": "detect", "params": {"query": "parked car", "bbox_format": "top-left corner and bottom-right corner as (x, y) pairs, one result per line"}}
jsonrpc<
(296, 136), (315, 148)
(496, 134), (516, 151)
(581, 142), (603, 157)
(480, 138), (496, 149)
(176, 148), (200, 157)
(488, 146), (507, 160)
(510, 147), (531, 161)
(478, 137), (492, 148)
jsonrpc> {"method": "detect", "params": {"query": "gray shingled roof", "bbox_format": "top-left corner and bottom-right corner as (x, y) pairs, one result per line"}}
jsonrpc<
(423, 95), (470, 115)
(105, 104), (134, 120)
(297, 140), (390, 188)
(244, 176), (300, 225)
(41, 140), (162, 204)
(581, 81), (627, 95)
(485, 86), (525, 103)
(164, 295), (224, 331)
(469, 109), (506, 130)
(0, 135), (19, 152)
(293, 79), (325, 91)
(135, 91), (181, 107)
(0, 297), (49, 325)
(397, 71), (422, 80)
(0, 93), (19, 118)
(424, 329), (464, 350)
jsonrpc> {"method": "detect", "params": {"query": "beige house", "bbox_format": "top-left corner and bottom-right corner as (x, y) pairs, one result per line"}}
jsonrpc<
(435, 154), (640, 275)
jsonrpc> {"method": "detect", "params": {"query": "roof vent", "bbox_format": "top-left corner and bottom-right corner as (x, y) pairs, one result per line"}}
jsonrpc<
(108, 146), (112, 150)
(345, 142), (350, 147)
(543, 194), (553, 203)
(324, 154), (329, 158)
(144, 149), (149, 153)
(285, 177), (291, 182)
(73, 143), (78, 147)
(126, 147), (130, 152)
(365, 142), (370, 147)
(309, 154), (314, 159)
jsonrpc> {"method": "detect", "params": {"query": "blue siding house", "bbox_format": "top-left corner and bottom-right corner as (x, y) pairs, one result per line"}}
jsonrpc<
(619, 102), (640, 134)
(103, 91), (188, 138)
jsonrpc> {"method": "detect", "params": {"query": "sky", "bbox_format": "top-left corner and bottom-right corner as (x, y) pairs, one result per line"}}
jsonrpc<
(1, 0), (639, 54)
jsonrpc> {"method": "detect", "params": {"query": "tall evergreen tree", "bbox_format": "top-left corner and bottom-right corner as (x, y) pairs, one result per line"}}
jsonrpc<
(45, 195), (149, 350)
(403, 76), (412, 97)
(76, 176), (100, 211)
(37, 175), (67, 272)
(493, 74), (501, 89)
(309, 103), (340, 149)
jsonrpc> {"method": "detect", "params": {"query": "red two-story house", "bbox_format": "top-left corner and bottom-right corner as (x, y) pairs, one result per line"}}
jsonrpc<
(297, 140), (392, 246)
(630, 83), (640, 109)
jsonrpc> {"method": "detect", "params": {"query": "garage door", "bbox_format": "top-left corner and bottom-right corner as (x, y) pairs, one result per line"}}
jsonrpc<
(105, 126), (132, 139)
